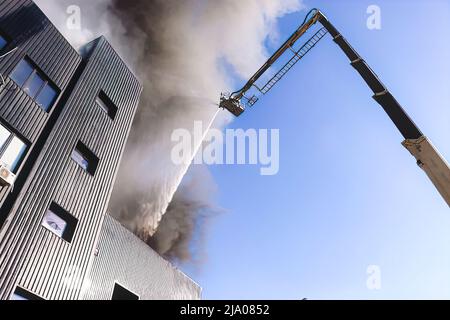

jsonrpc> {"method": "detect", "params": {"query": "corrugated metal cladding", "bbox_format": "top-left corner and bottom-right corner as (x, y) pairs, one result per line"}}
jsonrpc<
(0, 0), (199, 301)
(83, 215), (201, 300)
(0, 30), (143, 299)
(0, 0), (81, 209)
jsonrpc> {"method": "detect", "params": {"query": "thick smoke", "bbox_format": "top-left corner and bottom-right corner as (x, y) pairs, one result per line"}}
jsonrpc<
(35, 0), (304, 264)
(145, 165), (222, 264)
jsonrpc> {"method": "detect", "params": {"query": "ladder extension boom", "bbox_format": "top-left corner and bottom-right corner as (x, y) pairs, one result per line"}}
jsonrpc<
(233, 9), (322, 100)
(318, 12), (450, 206)
(220, 9), (450, 206)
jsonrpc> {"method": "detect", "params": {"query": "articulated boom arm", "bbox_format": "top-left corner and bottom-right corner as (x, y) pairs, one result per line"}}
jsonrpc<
(220, 9), (324, 116)
(220, 9), (450, 206)
(233, 10), (321, 100)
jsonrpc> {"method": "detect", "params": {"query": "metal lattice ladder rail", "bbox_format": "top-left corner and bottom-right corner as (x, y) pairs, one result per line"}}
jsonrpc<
(259, 27), (328, 94)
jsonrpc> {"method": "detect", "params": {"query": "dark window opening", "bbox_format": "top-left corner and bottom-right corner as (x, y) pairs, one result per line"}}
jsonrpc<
(11, 287), (44, 300)
(0, 122), (27, 173)
(96, 90), (117, 120)
(71, 141), (99, 176)
(10, 57), (59, 112)
(41, 202), (78, 243)
(112, 283), (139, 300)
(0, 32), (8, 51)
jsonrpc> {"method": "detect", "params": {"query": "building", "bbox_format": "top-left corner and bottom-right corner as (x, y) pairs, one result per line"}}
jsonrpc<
(83, 215), (200, 300)
(0, 0), (200, 300)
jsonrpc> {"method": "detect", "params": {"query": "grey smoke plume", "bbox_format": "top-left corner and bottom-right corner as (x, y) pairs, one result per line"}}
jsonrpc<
(145, 165), (221, 264)
(35, 0), (304, 263)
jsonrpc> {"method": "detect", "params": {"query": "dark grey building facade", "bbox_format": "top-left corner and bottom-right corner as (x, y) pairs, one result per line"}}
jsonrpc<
(83, 215), (201, 300)
(0, 0), (199, 300)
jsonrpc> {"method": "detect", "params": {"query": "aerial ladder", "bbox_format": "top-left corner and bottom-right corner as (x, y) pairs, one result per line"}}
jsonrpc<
(220, 9), (450, 207)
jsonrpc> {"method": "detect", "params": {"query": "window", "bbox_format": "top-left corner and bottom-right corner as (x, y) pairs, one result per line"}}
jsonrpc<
(71, 141), (99, 176)
(96, 90), (117, 120)
(41, 202), (78, 243)
(0, 33), (7, 51)
(111, 283), (139, 300)
(0, 122), (27, 173)
(10, 287), (44, 300)
(10, 57), (59, 112)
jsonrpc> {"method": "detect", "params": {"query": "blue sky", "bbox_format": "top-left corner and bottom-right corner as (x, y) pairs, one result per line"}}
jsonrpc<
(186, 0), (450, 299)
